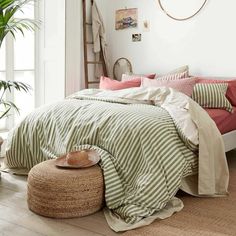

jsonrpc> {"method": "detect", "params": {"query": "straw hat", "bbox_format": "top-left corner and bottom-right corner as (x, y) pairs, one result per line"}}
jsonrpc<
(55, 149), (100, 168)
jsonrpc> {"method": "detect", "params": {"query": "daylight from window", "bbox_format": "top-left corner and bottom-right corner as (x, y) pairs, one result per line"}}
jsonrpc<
(0, 3), (35, 131)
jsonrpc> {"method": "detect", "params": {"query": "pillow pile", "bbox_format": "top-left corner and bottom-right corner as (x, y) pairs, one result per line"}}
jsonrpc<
(99, 72), (156, 90)
(99, 66), (190, 91)
(99, 66), (236, 114)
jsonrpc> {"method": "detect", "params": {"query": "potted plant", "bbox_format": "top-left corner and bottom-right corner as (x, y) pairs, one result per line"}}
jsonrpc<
(0, 0), (38, 174)
(0, 0), (39, 118)
(0, 0), (37, 46)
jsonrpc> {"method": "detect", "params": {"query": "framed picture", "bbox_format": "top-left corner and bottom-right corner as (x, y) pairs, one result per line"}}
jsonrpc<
(132, 34), (142, 42)
(115, 8), (138, 30)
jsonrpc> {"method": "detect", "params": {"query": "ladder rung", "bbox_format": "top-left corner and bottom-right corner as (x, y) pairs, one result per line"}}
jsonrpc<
(86, 22), (92, 26)
(86, 41), (94, 44)
(88, 81), (100, 84)
(87, 61), (103, 64)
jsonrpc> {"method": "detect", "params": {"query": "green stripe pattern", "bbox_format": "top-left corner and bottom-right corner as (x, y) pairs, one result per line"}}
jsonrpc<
(6, 98), (197, 224)
(192, 83), (233, 112)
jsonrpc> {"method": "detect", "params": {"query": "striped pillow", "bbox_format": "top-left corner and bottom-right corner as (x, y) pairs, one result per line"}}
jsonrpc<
(157, 70), (189, 80)
(192, 83), (233, 113)
(141, 77), (197, 97)
(157, 66), (189, 80)
(122, 73), (156, 81)
(169, 65), (189, 74)
(197, 78), (236, 106)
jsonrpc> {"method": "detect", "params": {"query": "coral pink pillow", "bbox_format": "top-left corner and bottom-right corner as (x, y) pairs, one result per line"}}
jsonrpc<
(145, 74), (156, 79)
(197, 78), (236, 106)
(141, 77), (197, 97)
(122, 73), (156, 81)
(99, 76), (140, 90)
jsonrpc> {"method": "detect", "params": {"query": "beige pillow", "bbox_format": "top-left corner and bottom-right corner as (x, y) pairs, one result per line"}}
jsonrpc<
(157, 65), (189, 80)
(169, 65), (189, 75)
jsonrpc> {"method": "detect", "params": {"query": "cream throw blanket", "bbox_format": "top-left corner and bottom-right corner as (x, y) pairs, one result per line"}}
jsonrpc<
(181, 99), (229, 196)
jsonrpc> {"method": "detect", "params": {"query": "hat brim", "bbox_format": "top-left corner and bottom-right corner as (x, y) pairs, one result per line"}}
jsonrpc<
(55, 150), (100, 169)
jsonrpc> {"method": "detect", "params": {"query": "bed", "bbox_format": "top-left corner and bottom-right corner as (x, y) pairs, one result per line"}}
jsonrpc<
(143, 75), (236, 153)
(4, 86), (229, 232)
(199, 76), (236, 152)
(206, 107), (236, 152)
(223, 131), (236, 152)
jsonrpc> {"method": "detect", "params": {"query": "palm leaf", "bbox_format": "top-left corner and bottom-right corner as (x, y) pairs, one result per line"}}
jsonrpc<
(0, 0), (39, 46)
(0, 1), (37, 119)
(0, 0), (15, 9)
(0, 80), (31, 119)
(0, 105), (11, 119)
(0, 100), (20, 119)
(0, 80), (31, 92)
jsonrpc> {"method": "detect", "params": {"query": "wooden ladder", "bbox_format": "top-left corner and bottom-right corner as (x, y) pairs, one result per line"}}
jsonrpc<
(82, 0), (108, 88)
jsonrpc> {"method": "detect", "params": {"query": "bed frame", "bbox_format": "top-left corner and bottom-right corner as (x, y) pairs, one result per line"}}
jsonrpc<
(223, 130), (236, 152)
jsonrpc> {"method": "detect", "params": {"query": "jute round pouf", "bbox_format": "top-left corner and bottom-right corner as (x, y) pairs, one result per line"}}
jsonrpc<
(27, 159), (104, 218)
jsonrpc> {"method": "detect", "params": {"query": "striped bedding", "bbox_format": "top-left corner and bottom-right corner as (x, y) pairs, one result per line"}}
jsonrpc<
(5, 88), (198, 227)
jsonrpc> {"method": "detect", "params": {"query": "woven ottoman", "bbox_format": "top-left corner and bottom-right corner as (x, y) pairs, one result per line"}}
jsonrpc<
(27, 159), (104, 218)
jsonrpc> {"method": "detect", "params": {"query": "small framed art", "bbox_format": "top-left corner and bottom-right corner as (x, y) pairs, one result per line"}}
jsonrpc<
(115, 8), (138, 30)
(132, 34), (142, 42)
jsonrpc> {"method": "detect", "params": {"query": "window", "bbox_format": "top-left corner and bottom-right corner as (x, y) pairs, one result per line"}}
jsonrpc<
(0, 4), (35, 131)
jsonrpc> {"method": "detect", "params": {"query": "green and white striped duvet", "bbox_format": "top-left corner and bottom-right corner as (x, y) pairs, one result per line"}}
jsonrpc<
(6, 93), (198, 225)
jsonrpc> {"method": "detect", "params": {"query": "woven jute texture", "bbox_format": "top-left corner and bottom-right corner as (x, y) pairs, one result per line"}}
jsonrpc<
(27, 160), (104, 219)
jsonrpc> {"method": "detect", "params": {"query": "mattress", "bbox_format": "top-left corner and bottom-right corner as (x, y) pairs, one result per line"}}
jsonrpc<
(205, 107), (236, 134)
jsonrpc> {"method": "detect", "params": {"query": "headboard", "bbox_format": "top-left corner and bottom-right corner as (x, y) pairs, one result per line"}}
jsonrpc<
(194, 76), (236, 81)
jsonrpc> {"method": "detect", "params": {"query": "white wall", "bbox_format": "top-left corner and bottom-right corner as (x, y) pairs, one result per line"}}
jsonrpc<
(103, 0), (236, 77)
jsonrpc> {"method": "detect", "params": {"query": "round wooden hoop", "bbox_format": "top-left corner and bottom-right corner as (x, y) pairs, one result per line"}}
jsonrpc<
(158, 0), (208, 21)
(113, 57), (133, 81)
